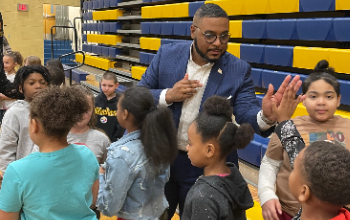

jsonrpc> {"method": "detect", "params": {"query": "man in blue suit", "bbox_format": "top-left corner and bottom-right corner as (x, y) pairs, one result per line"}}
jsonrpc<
(139, 4), (301, 219)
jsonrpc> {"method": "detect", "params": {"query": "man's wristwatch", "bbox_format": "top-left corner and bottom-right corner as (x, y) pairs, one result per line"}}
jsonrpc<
(260, 110), (277, 126)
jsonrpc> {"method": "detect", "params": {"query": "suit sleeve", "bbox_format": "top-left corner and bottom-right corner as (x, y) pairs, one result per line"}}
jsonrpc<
(138, 46), (165, 105)
(233, 64), (266, 134)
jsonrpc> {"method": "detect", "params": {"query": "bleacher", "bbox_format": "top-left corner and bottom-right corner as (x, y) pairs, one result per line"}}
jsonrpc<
(75, 0), (350, 219)
(77, 0), (350, 168)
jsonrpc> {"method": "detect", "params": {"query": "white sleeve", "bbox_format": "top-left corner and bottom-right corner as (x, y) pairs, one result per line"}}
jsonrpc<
(257, 110), (276, 131)
(158, 89), (173, 107)
(258, 155), (282, 206)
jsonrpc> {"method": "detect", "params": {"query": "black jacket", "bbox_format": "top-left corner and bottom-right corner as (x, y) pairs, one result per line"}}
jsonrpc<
(95, 92), (125, 142)
(182, 163), (254, 220)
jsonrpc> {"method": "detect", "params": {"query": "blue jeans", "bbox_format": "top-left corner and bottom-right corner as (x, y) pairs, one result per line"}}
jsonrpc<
(165, 149), (239, 219)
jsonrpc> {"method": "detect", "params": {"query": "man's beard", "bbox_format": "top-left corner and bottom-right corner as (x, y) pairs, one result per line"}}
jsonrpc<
(194, 38), (224, 63)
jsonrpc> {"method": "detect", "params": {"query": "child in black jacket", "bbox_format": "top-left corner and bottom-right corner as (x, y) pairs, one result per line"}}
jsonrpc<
(182, 96), (254, 220)
(95, 72), (125, 142)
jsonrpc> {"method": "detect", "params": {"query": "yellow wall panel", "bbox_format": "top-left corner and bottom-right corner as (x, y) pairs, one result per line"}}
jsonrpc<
(140, 37), (150, 50)
(141, 6), (152, 18)
(93, 11), (104, 20)
(336, 0), (350, 10)
(102, 11), (110, 20)
(109, 9), (123, 20)
(229, 20), (242, 38)
(293, 47), (330, 70)
(173, 3), (189, 18)
(152, 6), (162, 18)
(149, 38), (161, 51)
(269, 0), (299, 13)
(75, 53), (83, 63)
(161, 4), (174, 18)
(242, 0), (271, 15)
(227, 43), (240, 58)
(329, 49), (350, 74)
(131, 66), (147, 80)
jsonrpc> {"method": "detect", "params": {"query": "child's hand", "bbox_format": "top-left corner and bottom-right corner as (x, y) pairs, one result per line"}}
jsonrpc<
(271, 83), (304, 123)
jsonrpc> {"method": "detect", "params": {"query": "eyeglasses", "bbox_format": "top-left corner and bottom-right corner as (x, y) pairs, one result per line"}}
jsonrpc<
(194, 25), (231, 44)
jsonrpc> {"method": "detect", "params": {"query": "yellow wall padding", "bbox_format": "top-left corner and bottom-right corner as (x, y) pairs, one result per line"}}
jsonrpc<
(329, 49), (350, 74)
(131, 66), (148, 80)
(227, 43), (241, 58)
(229, 20), (243, 38)
(336, 0), (350, 10)
(293, 47), (330, 70)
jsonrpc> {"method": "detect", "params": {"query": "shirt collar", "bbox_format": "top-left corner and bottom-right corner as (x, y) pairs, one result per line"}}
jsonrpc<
(112, 130), (140, 147)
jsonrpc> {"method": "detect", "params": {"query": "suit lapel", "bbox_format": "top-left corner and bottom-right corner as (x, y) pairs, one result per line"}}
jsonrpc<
(174, 43), (191, 125)
(199, 55), (226, 111)
(174, 43), (191, 82)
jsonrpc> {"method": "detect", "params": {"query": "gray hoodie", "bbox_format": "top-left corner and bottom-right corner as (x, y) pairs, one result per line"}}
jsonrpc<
(0, 100), (38, 173)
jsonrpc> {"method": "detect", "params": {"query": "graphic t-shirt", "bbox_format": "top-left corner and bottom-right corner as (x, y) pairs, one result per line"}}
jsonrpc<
(266, 115), (350, 216)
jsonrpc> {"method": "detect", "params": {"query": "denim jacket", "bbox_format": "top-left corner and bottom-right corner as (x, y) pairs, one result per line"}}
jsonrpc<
(97, 130), (169, 219)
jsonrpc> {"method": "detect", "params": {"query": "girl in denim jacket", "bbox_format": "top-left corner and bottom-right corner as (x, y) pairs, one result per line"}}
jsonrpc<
(97, 86), (178, 220)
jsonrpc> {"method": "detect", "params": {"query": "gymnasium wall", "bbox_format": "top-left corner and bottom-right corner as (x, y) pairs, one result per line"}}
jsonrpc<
(0, 0), (80, 61)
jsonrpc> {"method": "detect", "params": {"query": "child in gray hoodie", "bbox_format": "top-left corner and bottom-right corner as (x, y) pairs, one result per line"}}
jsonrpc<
(0, 66), (51, 174)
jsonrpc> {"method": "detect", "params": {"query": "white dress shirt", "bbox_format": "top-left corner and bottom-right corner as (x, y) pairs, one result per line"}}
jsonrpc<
(159, 45), (273, 151)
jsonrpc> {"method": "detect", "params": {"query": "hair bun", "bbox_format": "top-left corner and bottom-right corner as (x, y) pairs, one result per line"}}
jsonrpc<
(203, 95), (232, 119)
(314, 60), (336, 75)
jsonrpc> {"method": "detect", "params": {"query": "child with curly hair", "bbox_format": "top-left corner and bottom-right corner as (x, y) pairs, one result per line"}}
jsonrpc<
(0, 66), (50, 173)
(0, 86), (99, 220)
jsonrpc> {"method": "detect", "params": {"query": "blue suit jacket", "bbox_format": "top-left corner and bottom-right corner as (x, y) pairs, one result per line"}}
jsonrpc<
(139, 42), (269, 136)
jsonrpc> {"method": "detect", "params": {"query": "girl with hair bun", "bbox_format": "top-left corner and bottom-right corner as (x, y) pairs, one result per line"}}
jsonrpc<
(259, 60), (350, 220)
(182, 95), (255, 220)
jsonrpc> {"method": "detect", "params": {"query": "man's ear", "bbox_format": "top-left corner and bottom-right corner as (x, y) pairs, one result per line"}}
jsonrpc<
(190, 25), (196, 40)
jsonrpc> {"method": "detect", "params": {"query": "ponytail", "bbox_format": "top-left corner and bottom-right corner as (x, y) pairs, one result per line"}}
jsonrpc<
(217, 123), (254, 158)
(141, 106), (178, 167)
(121, 86), (178, 167)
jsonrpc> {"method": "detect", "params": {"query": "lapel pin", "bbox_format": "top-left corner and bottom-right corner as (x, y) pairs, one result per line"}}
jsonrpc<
(218, 68), (222, 74)
(227, 95), (232, 100)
